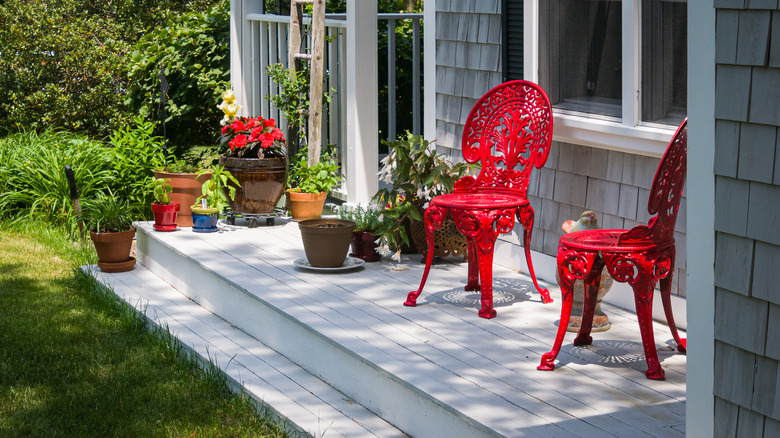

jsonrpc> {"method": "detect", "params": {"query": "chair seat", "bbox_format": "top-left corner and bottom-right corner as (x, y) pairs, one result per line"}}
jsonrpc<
(560, 229), (673, 252)
(432, 193), (528, 210)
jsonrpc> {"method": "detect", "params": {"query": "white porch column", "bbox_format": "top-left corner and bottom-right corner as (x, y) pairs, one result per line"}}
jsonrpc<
(230, 0), (263, 117)
(423, 0), (436, 140)
(345, 0), (378, 205)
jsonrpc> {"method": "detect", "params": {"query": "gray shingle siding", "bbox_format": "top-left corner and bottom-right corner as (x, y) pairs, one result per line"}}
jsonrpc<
(714, 3), (780, 434)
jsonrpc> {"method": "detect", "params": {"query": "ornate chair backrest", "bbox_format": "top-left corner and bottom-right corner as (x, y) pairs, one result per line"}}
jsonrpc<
(619, 118), (688, 246)
(459, 80), (554, 198)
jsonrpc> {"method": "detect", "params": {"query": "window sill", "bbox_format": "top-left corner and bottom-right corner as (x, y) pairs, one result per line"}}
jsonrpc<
(552, 112), (677, 158)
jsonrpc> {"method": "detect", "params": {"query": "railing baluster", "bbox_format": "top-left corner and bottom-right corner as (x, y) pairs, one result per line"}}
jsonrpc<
(412, 17), (421, 136)
(387, 19), (397, 142)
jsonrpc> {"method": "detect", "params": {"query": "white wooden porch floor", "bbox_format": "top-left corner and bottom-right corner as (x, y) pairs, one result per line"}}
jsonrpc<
(87, 219), (686, 438)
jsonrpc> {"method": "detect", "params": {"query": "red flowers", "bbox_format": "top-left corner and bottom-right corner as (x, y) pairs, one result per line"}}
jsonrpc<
(219, 116), (287, 158)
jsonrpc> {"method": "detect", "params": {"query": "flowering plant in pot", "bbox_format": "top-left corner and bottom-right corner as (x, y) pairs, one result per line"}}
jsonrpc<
(191, 165), (240, 233)
(150, 178), (180, 231)
(81, 190), (140, 273)
(216, 90), (288, 215)
(339, 204), (382, 262)
(286, 148), (341, 220)
(372, 133), (472, 262)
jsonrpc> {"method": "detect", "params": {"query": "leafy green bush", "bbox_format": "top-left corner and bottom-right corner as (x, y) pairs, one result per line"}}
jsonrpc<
(108, 118), (167, 211)
(0, 0), (219, 138)
(126, 0), (230, 149)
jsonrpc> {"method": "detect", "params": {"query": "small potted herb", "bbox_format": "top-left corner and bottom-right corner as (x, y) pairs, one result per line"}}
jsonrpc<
(150, 178), (180, 232)
(286, 149), (342, 220)
(191, 165), (240, 233)
(339, 204), (382, 262)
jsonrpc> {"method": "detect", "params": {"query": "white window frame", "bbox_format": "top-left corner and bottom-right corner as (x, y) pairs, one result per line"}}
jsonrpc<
(523, 0), (678, 157)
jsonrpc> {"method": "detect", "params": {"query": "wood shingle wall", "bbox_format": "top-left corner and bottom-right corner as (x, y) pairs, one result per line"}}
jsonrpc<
(434, 0), (503, 153)
(434, 0), (686, 296)
(713, 1), (780, 434)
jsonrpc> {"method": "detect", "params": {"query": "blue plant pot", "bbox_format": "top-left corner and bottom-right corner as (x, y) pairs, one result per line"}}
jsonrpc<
(191, 212), (218, 233)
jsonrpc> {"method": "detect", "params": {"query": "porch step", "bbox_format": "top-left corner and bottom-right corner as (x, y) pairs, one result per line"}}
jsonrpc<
(87, 220), (687, 438)
(85, 263), (405, 438)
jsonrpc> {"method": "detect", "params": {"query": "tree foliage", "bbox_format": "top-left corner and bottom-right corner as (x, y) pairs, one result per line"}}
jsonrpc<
(0, 0), (220, 139)
(126, 0), (231, 149)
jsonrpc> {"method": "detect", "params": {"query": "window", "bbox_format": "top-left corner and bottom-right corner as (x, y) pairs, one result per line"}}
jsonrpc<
(529, 0), (687, 139)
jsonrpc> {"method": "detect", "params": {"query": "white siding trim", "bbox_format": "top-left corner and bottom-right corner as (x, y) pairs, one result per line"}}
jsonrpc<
(686, 0), (716, 436)
(424, 1), (436, 140)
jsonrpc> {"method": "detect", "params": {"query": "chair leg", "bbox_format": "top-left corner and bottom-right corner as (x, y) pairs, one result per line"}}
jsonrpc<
(660, 274), (686, 353)
(476, 246), (497, 319)
(518, 205), (552, 304)
(538, 256), (575, 371)
(405, 207), (446, 307)
(573, 260), (604, 346)
(465, 238), (480, 291)
(632, 280), (665, 380)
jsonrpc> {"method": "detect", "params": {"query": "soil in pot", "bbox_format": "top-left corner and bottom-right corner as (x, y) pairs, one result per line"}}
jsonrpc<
(299, 219), (356, 267)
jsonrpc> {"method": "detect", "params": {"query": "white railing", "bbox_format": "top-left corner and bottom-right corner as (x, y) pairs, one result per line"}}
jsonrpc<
(237, 11), (423, 201)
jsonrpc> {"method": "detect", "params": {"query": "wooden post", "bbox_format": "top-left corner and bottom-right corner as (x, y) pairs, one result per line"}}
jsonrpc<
(307, 0), (326, 166)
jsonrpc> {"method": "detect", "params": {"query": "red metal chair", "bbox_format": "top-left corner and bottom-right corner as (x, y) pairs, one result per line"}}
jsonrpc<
(538, 119), (688, 380)
(404, 80), (554, 318)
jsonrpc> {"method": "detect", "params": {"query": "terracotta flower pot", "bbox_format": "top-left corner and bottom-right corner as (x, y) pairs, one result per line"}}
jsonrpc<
(350, 230), (381, 262)
(89, 228), (136, 273)
(299, 219), (356, 267)
(154, 170), (212, 227)
(151, 201), (180, 231)
(219, 156), (287, 214)
(286, 190), (327, 221)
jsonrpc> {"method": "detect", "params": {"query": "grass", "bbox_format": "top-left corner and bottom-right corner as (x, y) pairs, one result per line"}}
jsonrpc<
(0, 222), (289, 437)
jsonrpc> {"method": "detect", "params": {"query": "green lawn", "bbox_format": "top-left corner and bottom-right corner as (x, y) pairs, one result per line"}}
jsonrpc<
(0, 223), (289, 437)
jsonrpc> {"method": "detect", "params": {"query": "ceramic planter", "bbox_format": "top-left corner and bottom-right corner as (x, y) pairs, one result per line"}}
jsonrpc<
(350, 230), (381, 262)
(151, 201), (180, 231)
(90, 228), (136, 273)
(299, 219), (356, 268)
(287, 190), (327, 221)
(154, 170), (212, 227)
(219, 156), (287, 214)
(191, 206), (220, 233)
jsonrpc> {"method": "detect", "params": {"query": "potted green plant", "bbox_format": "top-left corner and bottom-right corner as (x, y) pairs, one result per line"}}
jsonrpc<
(81, 190), (139, 273)
(191, 165), (241, 233)
(154, 157), (212, 228)
(150, 178), (180, 231)
(286, 149), (342, 220)
(217, 90), (288, 216)
(339, 204), (382, 262)
(373, 133), (472, 262)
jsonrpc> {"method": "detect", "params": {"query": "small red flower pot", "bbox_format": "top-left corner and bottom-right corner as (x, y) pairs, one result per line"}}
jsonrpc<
(350, 230), (381, 262)
(151, 202), (180, 231)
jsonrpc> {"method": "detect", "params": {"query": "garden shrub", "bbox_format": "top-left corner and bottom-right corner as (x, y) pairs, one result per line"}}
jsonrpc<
(126, 0), (231, 150)
(0, 0), (220, 138)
